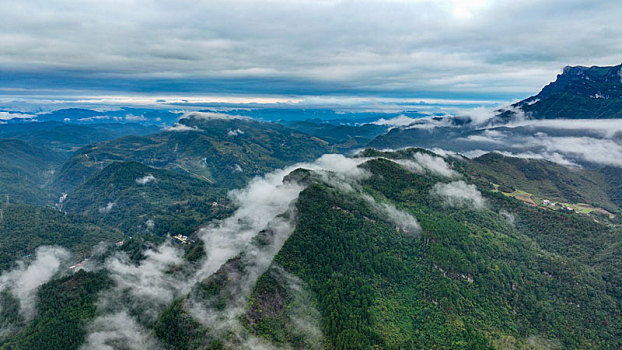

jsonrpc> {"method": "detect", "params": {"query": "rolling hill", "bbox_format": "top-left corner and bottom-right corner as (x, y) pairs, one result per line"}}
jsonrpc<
(0, 203), (122, 272)
(50, 115), (331, 194)
(62, 161), (231, 236)
(0, 139), (64, 205)
(0, 122), (159, 153)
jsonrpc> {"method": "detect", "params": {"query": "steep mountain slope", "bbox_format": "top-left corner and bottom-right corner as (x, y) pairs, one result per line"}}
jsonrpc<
(62, 161), (231, 236)
(145, 150), (622, 349)
(464, 152), (621, 215)
(245, 155), (622, 349)
(0, 203), (122, 272)
(515, 63), (622, 119)
(0, 139), (64, 205)
(51, 116), (331, 194)
(0, 270), (112, 350)
(4, 149), (622, 349)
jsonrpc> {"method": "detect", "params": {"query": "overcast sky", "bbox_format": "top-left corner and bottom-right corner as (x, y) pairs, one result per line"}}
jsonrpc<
(1, 0), (620, 104)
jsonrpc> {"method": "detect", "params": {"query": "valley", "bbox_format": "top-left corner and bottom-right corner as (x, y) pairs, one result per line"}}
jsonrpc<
(0, 63), (621, 349)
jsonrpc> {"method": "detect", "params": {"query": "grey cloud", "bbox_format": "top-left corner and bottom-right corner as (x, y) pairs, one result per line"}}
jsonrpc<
(0, 1), (620, 95)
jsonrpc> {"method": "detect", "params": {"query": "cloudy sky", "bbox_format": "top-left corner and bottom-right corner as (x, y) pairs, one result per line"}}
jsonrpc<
(1, 0), (620, 104)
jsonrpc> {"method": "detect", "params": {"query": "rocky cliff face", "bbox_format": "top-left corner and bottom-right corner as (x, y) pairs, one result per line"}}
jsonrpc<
(515, 63), (622, 119)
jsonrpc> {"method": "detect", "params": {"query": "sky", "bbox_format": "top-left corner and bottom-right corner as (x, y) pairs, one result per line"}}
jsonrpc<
(1, 0), (621, 107)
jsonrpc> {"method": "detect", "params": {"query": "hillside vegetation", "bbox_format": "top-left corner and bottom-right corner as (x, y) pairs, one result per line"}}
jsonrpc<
(51, 116), (331, 193)
(62, 161), (231, 236)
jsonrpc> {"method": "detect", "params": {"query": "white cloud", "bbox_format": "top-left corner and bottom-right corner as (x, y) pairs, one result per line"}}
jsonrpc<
(394, 152), (458, 178)
(499, 210), (515, 226)
(372, 115), (419, 128)
(506, 119), (622, 138)
(227, 128), (245, 136)
(0, 246), (71, 319)
(493, 150), (578, 167)
(180, 111), (247, 121)
(517, 135), (622, 167)
(0, 111), (35, 120)
(78, 115), (110, 122)
(430, 180), (486, 209)
(461, 105), (498, 125)
(135, 174), (156, 185)
(164, 123), (199, 132)
(125, 114), (146, 121)
(362, 193), (421, 235)
(81, 242), (187, 349)
(98, 202), (115, 214)
(80, 311), (160, 350)
(105, 243), (184, 308)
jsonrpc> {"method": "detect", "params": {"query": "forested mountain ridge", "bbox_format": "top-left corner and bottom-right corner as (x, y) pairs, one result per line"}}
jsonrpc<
(50, 115), (331, 194)
(0, 139), (65, 205)
(243, 151), (622, 349)
(0, 121), (159, 153)
(62, 161), (231, 236)
(0, 203), (122, 272)
(135, 149), (622, 349)
(2, 131), (622, 349)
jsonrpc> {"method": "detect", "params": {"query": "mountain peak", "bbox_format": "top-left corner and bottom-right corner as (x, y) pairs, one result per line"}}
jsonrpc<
(514, 62), (622, 119)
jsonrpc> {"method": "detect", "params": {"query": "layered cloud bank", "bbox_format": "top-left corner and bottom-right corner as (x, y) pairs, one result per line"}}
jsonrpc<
(2, 1), (621, 97)
(371, 109), (622, 169)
